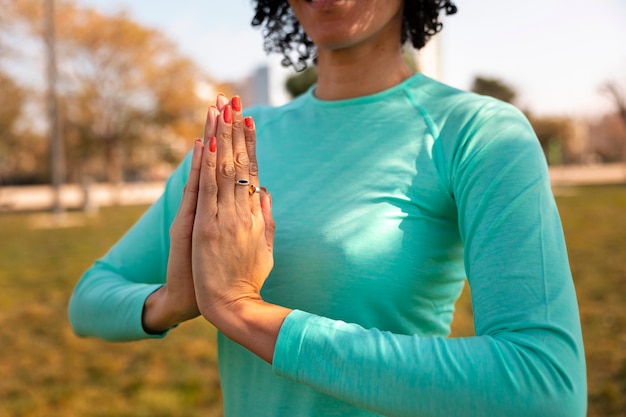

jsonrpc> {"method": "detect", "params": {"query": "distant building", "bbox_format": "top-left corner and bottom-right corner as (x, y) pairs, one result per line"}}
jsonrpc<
(236, 56), (294, 108)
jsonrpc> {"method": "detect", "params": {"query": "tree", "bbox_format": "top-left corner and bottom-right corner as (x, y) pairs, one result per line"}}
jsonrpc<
(286, 66), (318, 99)
(8, 0), (208, 184)
(0, 0), (15, 56)
(471, 76), (517, 104)
(53, 3), (204, 183)
(526, 115), (574, 165)
(0, 73), (24, 149)
(0, 1), (49, 185)
(589, 114), (626, 163)
(600, 81), (626, 167)
(601, 81), (626, 127)
(0, 72), (23, 182)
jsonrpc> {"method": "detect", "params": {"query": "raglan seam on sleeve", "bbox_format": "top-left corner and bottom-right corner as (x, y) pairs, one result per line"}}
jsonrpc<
(402, 88), (458, 206)
(450, 100), (507, 192)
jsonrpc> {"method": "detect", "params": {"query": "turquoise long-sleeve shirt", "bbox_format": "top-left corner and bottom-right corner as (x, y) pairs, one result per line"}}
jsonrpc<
(69, 74), (586, 416)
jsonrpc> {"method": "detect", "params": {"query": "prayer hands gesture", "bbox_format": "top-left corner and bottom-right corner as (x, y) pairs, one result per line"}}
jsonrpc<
(191, 95), (275, 320)
(143, 95), (279, 350)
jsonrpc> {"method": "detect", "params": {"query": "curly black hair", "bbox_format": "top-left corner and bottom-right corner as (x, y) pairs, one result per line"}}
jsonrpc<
(251, 0), (457, 71)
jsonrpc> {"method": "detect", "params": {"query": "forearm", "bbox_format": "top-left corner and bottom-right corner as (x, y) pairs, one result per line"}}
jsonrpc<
(68, 265), (165, 341)
(69, 154), (192, 341)
(141, 284), (200, 334)
(273, 310), (586, 417)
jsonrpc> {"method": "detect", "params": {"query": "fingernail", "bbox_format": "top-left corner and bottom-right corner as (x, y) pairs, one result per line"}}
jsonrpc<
(231, 96), (241, 112)
(244, 116), (254, 129)
(223, 105), (232, 124)
(195, 138), (202, 144)
(209, 136), (217, 153)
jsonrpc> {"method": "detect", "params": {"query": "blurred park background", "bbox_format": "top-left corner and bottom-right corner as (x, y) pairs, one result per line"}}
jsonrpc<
(0, 0), (625, 416)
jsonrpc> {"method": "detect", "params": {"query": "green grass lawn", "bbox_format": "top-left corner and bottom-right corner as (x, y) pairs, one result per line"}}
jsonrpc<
(0, 184), (624, 416)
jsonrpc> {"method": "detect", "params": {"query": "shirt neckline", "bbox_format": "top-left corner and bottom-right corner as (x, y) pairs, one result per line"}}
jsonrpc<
(304, 73), (426, 108)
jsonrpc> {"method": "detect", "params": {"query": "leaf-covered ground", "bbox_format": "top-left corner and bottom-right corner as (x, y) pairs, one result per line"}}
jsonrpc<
(1, 184), (624, 416)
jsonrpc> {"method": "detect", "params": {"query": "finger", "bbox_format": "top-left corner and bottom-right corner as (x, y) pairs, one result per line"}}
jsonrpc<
(203, 106), (219, 144)
(175, 139), (204, 222)
(244, 116), (261, 213)
(231, 96), (251, 216)
(197, 135), (218, 220)
(260, 188), (275, 251)
(216, 104), (236, 208)
(216, 93), (229, 112)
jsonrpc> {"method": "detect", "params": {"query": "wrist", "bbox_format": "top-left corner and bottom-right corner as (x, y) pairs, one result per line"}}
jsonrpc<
(204, 297), (292, 364)
(142, 285), (199, 334)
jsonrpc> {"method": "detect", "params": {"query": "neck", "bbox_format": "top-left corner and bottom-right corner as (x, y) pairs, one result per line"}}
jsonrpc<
(314, 42), (413, 101)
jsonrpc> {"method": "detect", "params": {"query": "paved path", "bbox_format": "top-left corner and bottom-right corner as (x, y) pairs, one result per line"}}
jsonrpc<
(1, 164), (624, 212)
(549, 163), (625, 187)
(0, 182), (165, 212)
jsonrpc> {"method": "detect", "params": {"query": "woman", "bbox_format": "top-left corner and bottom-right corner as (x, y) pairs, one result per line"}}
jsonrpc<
(69, 1), (587, 416)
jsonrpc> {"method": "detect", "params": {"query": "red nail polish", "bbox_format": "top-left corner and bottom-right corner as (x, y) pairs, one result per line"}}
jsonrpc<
(209, 136), (217, 153)
(195, 138), (202, 144)
(244, 116), (254, 129)
(223, 105), (232, 124)
(232, 96), (241, 112)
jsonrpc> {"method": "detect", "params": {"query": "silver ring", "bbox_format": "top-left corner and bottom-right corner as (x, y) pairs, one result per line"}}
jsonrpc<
(248, 185), (261, 196)
(236, 179), (250, 186)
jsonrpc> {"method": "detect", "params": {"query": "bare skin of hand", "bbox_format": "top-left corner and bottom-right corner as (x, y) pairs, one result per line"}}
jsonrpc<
(141, 97), (222, 334)
(192, 96), (291, 363)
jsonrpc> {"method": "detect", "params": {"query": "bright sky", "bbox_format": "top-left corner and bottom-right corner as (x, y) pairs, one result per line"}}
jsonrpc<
(80, 0), (626, 118)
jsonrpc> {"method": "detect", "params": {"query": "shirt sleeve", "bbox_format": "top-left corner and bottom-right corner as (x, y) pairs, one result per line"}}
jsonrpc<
(68, 153), (191, 341)
(272, 101), (587, 417)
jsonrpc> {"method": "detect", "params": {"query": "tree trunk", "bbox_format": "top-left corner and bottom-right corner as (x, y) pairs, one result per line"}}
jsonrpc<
(104, 137), (124, 204)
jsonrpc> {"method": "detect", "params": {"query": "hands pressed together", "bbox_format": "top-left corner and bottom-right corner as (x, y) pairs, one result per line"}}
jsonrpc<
(143, 95), (289, 363)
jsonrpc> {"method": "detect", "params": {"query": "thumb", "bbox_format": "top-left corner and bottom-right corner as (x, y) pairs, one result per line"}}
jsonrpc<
(260, 188), (275, 250)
